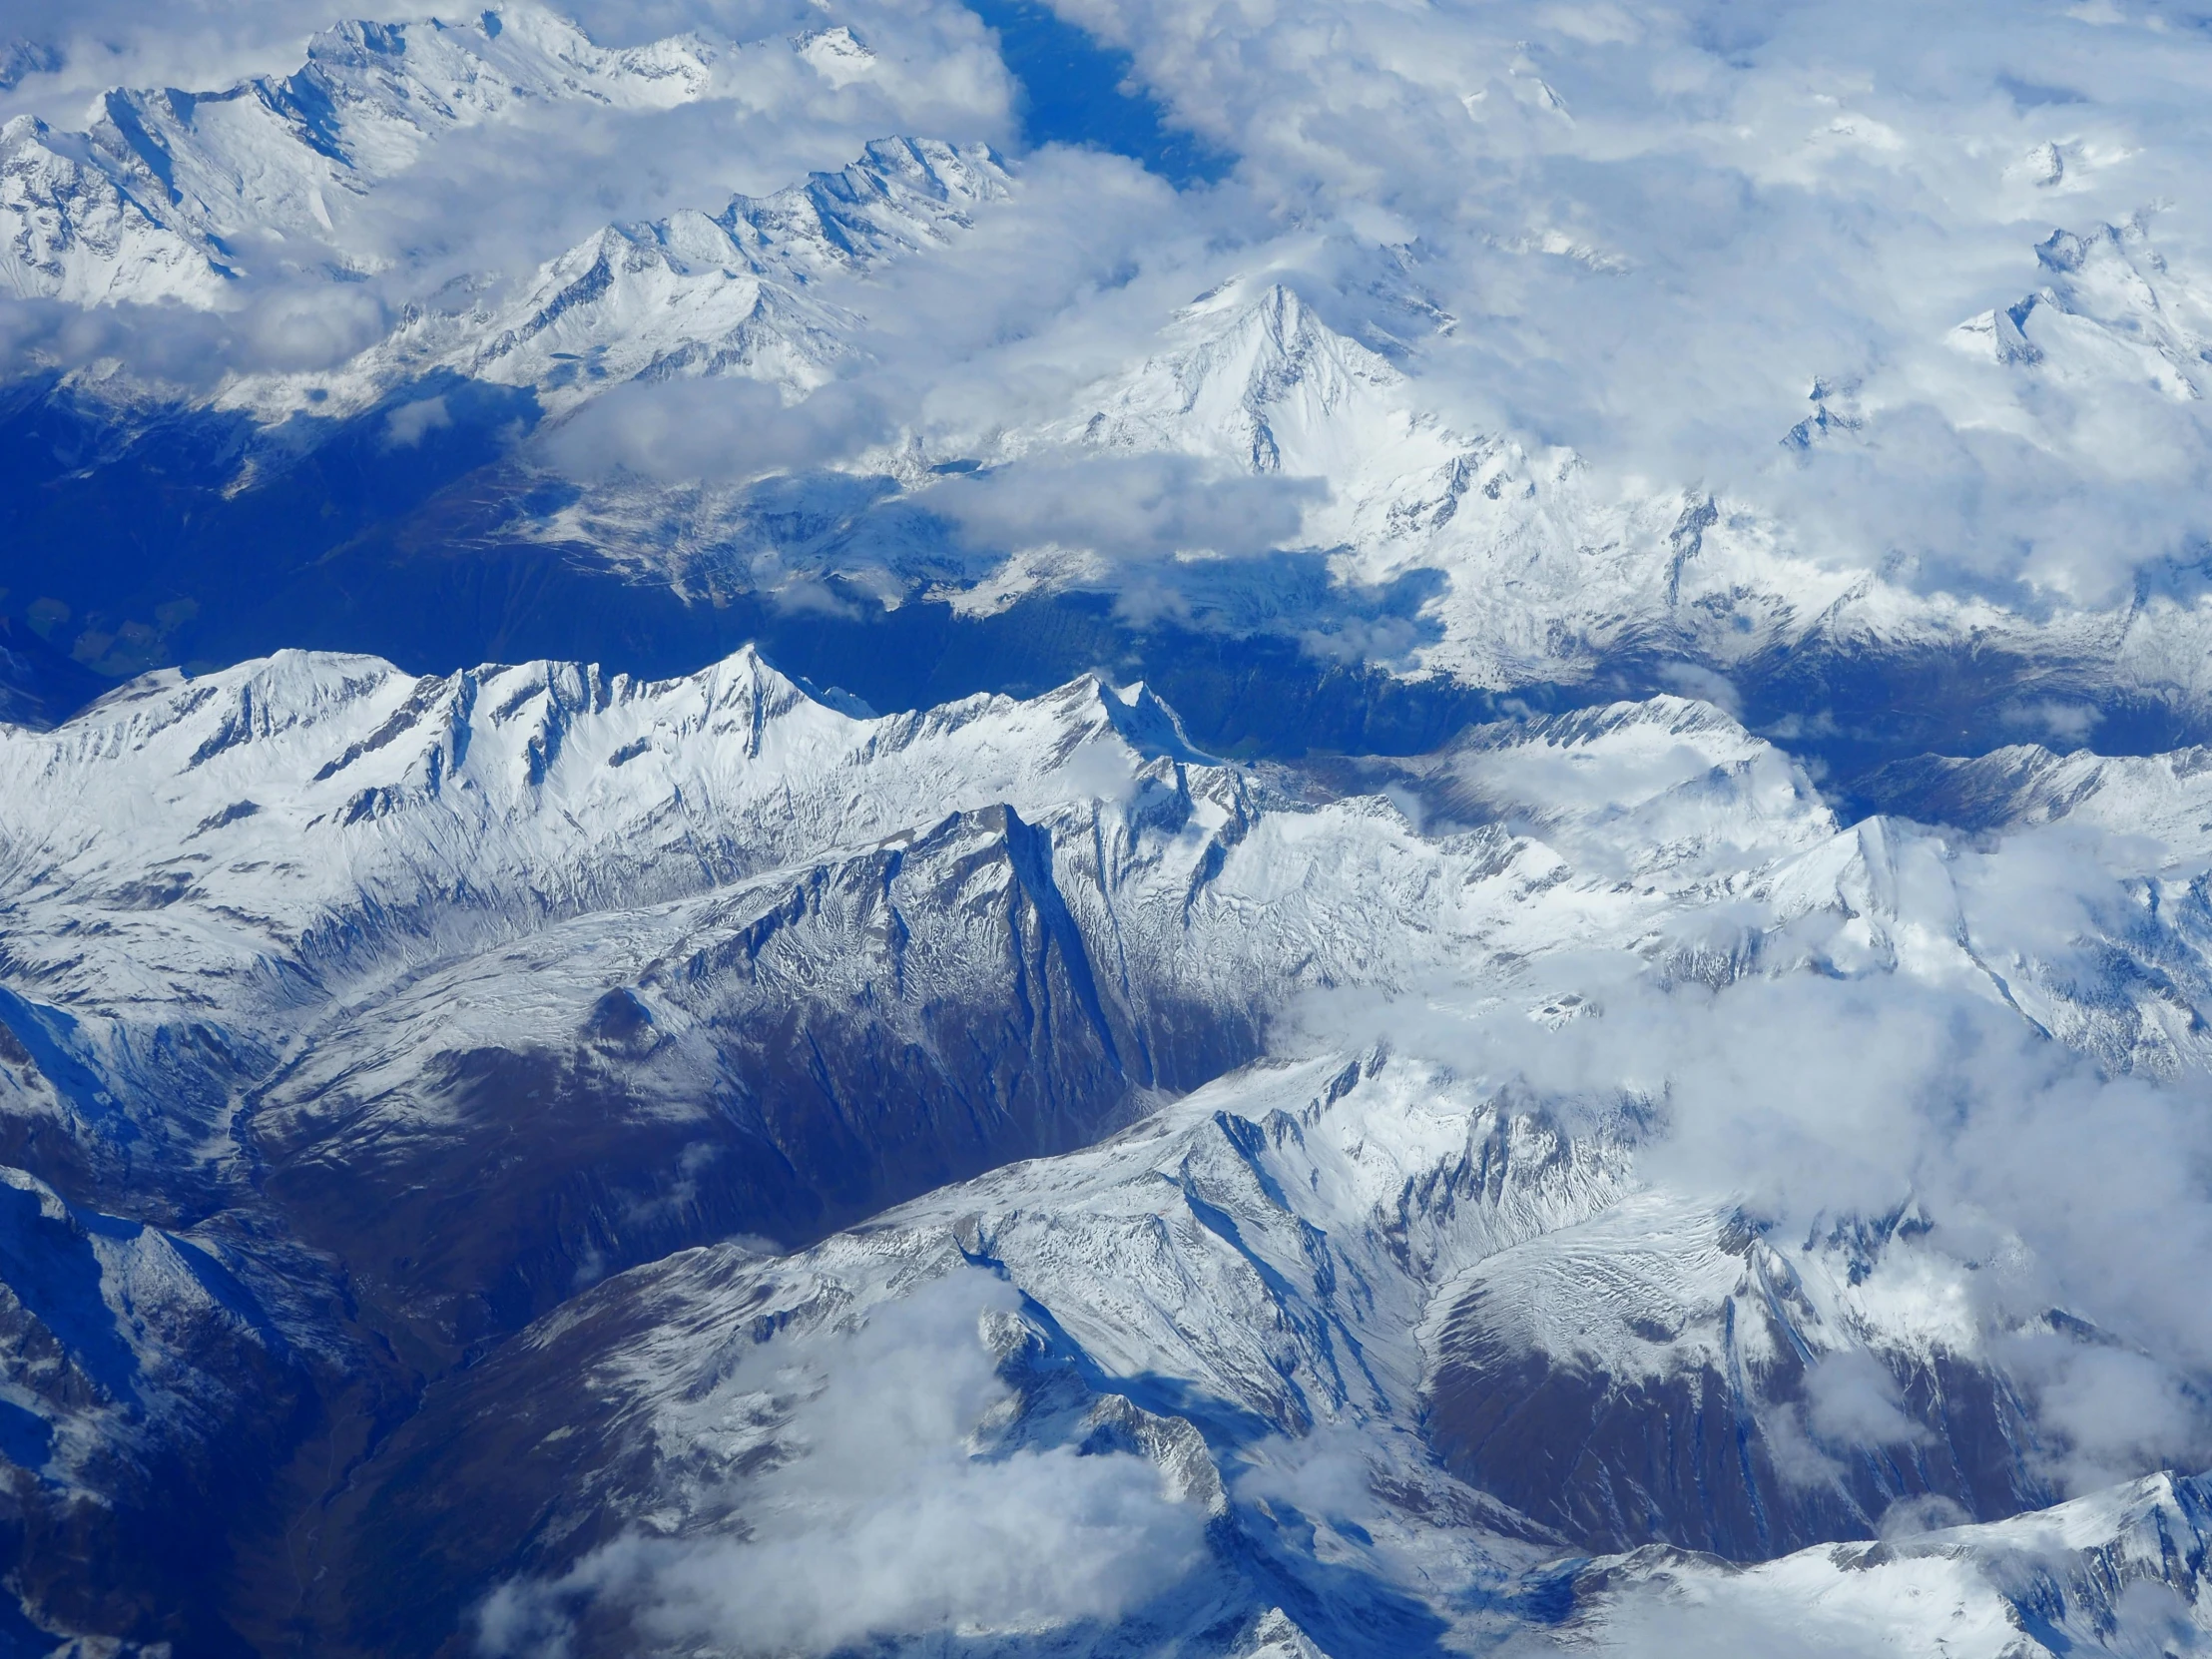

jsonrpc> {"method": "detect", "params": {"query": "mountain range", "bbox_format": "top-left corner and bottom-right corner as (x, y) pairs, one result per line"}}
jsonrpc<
(0, 642), (2203, 1652)
(3, 2), (2212, 1655)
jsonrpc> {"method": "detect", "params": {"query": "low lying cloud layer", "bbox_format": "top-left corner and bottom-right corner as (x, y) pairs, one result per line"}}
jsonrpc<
(1302, 815), (2212, 1493)
(476, 1273), (1206, 1658)
(16, 0), (2210, 612)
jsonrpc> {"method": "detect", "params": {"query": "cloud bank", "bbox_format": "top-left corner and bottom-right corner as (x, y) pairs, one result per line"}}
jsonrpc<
(1298, 811), (2212, 1494)
(475, 1272), (1207, 1658)
(19, 0), (2212, 615)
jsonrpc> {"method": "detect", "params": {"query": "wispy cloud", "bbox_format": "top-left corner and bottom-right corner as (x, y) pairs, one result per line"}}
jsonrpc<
(475, 1272), (1207, 1658)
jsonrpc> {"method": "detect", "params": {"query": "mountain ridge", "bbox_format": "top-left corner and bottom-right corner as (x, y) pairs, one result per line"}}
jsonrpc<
(0, 644), (2207, 1647)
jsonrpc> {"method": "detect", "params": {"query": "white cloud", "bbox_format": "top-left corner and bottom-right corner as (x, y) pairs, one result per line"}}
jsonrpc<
(476, 1272), (1207, 1658)
(1016, 0), (2212, 603)
(382, 395), (451, 449)
(541, 378), (891, 482)
(0, 0), (1021, 391)
(926, 453), (1324, 564)
(0, 1), (934, 124)
(13, 0), (2212, 610)
(1291, 806), (2212, 1494)
(1802, 1351), (1929, 1448)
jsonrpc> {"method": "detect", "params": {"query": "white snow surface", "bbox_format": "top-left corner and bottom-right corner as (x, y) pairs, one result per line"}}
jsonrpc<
(1, 7), (721, 306)
(1535, 1472), (2212, 1659)
(4, 649), (2205, 1183)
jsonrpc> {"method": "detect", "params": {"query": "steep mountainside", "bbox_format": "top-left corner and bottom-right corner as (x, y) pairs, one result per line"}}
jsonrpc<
(0, 651), (2206, 1651)
(2, 9), (721, 306)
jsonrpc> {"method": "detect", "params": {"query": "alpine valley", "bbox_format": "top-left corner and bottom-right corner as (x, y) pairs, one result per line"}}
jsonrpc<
(3, 2), (2212, 1656)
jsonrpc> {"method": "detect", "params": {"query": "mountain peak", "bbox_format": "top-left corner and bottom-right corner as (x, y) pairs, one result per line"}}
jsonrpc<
(1029, 275), (1407, 476)
(1082, 674), (1212, 765)
(0, 3), (726, 308)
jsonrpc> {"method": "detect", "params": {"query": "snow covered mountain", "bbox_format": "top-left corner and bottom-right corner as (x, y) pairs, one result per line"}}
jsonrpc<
(220, 133), (1010, 423)
(6, 0), (2212, 1654)
(0, 646), (2207, 1651)
(3, 3), (1011, 445)
(9, 6), (2212, 784)
(952, 274), (2212, 729)
(2, 8), (722, 306)
(235, 260), (2212, 771)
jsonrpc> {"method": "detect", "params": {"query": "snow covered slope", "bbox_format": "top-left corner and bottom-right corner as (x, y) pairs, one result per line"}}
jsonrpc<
(5, 5), (2212, 1647)
(1860, 739), (2212, 840)
(0, 649), (2208, 1651)
(2, 4), (1011, 444)
(1, 8), (721, 306)
(222, 135), (1010, 422)
(477, 266), (2212, 759)
(1538, 1472), (2212, 1659)
(4, 652), (2200, 1228)
(967, 275), (2212, 713)
(14, 9), (2212, 762)
(308, 1042), (2212, 1656)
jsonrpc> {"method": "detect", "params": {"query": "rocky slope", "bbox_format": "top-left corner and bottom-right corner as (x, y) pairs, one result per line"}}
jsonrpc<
(0, 649), (2206, 1651)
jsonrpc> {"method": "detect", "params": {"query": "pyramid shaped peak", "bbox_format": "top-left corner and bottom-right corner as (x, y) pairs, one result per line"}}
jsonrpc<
(1060, 673), (1212, 765)
(1174, 276), (1330, 338)
(1158, 275), (1397, 391)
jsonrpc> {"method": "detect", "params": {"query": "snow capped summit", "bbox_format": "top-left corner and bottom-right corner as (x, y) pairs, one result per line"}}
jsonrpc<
(314, 136), (1011, 415)
(1950, 218), (2212, 403)
(0, 641), (1203, 979)
(0, 3), (1025, 455)
(1, 6), (726, 306)
(12, 11), (2212, 756)
(1033, 279), (1416, 476)
(0, 641), (2210, 1650)
(1862, 738), (2212, 843)
(3, 644), (2203, 1229)
(0, 113), (227, 304)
